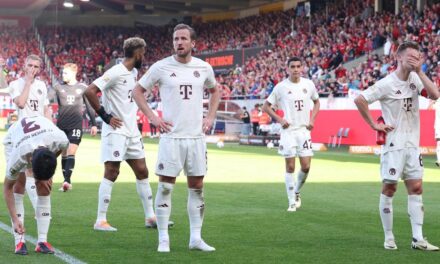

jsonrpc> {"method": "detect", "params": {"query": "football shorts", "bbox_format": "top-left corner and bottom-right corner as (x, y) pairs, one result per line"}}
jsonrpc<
(61, 127), (83, 145)
(278, 130), (313, 158)
(155, 137), (207, 177)
(101, 133), (145, 163)
(380, 148), (423, 183)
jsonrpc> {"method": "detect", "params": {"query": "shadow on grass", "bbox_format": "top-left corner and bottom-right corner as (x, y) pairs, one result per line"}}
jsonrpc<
(0, 182), (439, 264)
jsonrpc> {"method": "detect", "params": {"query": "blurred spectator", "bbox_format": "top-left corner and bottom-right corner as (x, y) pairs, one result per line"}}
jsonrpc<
(240, 106), (251, 135)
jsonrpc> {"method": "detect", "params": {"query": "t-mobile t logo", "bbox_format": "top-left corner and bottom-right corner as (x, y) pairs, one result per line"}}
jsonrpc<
(29, 100), (39, 111)
(403, 98), (412, 111)
(180, 85), (193, 100)
(66, 95), (75, 105)
(294, 100), (304, 111)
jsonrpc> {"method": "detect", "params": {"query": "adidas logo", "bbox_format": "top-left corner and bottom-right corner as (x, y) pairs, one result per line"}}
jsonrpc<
(390, 142), (394, 147)
(395, 90), (402, 94)
(158, 203), (169, 208)
(170, 73), (176, 77)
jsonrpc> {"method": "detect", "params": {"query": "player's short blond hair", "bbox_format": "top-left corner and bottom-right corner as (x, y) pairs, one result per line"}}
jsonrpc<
(63, 63), (78, 73)
(396, 41), (419, 54)
(123, 37), (146, 58)
(173, 23), (196, 40)
(25, 54), (42, 65)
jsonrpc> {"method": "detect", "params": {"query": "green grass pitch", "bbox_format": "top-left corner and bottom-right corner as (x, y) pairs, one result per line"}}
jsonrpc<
(0, 132), (439, 263)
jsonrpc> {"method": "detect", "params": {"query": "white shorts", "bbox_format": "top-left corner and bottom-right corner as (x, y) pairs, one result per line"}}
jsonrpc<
(380, 148), (423, 183)
(278, 130), (313, 158)
(156, 137), (207, 177)
(101, 133), (145, 163)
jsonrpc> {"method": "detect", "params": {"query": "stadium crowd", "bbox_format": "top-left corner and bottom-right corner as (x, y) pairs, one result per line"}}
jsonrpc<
(218, 2), (439, 99)
(0, 26), (49, 84)
(0, 1), (438, 101)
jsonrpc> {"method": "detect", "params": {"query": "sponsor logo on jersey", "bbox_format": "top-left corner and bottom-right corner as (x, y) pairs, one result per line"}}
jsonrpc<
(113, 151), (120, 157)
(61, 89), (66, 93)
(395, 90), (402, 94)
(303, 88), (307, 94)
(170, 73), (176, 77)
(409, 83), (416, 90)
(193, 70), (200, 78)
(123, 79), (127, 84)
(383, 208), (391, 214)
(66, 95), (75, 105)
(158, 163), (164, 170)
(389, 168), (396, 175)
(288, 91), (292, 94)
(37, 89), (42, 95)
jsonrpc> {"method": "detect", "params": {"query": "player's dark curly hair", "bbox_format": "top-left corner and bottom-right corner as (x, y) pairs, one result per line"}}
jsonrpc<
(32, 148), (57, 181)
(123, 37), (146, 58)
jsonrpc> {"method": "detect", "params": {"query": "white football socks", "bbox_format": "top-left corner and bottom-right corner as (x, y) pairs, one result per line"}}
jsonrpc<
(155, 182), (174, 241)
(96, 178), (114, 223)
(379, 194), (394, 241)
(36, 196), (51, 243)
(294, 170), (308, 193)
(408, 194), (424, 241)
(188, 188), (205, 243)
(12, 193), (25, 246)
(136, 178), (155, 219)
(284, 173), (295, 205)
(25, 176), (37, 210)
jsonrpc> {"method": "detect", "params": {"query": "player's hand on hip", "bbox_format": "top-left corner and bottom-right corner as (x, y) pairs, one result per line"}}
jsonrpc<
(90, 126), (98, 136)
(373, 123), (394, 133)
(109, 117), (123, 129)
(202, 117), (215, 133)
(280, 119), (290, 129)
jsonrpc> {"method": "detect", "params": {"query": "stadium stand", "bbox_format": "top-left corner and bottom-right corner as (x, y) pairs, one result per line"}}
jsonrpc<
(0, 1), (438, 101)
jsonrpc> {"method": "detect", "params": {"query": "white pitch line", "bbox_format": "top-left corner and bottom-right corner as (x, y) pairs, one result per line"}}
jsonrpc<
(0, 221), (87, 264)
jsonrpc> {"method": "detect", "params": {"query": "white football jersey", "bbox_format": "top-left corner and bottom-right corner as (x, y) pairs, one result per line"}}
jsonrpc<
(9, 77), (49, 118)
(4, 116), (69, 180)
(93, 63), (140, 137)
(138, 56), (216, 138)
(361, 72), (423, 153)
(266, 77), (319, 132)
